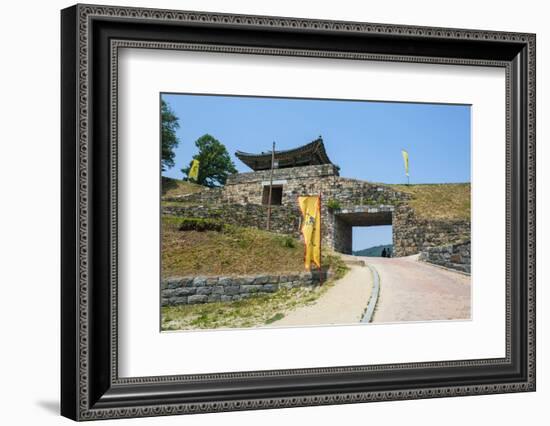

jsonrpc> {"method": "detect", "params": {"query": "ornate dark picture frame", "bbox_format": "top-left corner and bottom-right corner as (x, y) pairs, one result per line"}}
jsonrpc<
(61, 4), (536, 421)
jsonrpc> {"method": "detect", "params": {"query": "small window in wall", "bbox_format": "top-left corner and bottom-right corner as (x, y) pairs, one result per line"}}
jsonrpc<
(262, 185), (283, 205)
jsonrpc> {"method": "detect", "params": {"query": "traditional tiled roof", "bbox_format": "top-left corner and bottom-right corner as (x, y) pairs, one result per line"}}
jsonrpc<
(235, 137), (332, 171)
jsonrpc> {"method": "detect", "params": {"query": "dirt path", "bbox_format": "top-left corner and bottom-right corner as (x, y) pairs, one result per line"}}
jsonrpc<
(268, 265), (373, 327)
(362, 255), (471, 323)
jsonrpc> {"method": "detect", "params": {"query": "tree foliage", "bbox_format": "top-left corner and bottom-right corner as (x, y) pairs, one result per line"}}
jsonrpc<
(182, 134), (237, 187)
(161, 99), (180, 171)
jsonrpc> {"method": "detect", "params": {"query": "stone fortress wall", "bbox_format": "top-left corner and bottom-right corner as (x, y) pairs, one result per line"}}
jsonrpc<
(162, 164), (470, 258)
(163, 203), (302, 238)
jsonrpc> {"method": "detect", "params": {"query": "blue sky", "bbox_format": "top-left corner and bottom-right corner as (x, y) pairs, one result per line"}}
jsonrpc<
(161, 93), (470, 250)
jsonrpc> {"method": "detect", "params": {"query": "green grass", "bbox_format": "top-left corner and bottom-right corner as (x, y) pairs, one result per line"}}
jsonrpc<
(162, 217), (310, 277)
(177, 217), (224, 232)
(161, 200), (199, 208)
(326, 198), (342, 210)
(322, 252), (349, 280)
(391, 183), (470, 221)
(162, 216), (348, 277)
(161, 176), (204, 197)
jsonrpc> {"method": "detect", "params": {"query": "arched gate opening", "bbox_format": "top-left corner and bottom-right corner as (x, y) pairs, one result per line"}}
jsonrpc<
(332, 206), (394, 255)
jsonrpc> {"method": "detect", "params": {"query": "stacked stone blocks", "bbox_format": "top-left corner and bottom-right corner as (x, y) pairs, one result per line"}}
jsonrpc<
(161, 271), (329, 306)
(419, 241), (471, 274)
(163, 203), (301, 238)
(162, 164), (470, 259)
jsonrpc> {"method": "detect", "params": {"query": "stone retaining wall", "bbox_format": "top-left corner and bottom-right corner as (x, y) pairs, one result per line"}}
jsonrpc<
(161, 271), (329, 306)
(393, 205), (470, 257)
(162, 167), (469, 258)
(163, 187), (223, 205)
(329, 177), (409, 206)
(163, 203), (302, 238)
(419, 241), (471, 274)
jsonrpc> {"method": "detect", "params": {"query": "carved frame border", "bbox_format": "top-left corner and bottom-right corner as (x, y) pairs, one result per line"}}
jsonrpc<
(61, 3), (536, 421)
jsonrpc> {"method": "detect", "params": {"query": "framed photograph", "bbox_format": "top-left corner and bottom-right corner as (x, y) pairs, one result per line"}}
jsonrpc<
(61, 4), (536, 421)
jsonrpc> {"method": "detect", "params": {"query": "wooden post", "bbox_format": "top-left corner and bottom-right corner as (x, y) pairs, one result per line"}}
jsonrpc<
(266, 141), (276, 231)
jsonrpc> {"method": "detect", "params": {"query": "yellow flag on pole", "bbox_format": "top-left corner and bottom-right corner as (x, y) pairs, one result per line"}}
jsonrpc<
(188, 159), (200, 181)
(401, 150), (409, 177)
(298, 196), (321, 270)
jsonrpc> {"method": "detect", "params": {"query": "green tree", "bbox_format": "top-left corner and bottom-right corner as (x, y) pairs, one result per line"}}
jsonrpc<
(182, 134), (237, 187)
(161, 99), (180, 171)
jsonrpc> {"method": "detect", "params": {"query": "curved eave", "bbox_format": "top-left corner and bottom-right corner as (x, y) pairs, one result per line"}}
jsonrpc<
(235, 139), (332, 171)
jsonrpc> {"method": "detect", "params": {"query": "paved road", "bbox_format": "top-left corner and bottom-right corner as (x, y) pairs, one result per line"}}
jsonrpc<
(359, 255), (471, 323)
(268, 264), (373, 327)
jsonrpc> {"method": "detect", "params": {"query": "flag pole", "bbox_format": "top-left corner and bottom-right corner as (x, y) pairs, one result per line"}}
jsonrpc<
(319, 191), (323, 286)
(402, 149), (410, 185)
(266, 141), (275, 231)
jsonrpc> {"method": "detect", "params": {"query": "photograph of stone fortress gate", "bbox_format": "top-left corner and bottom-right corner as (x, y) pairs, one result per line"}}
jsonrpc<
(160, 94), (471, 331)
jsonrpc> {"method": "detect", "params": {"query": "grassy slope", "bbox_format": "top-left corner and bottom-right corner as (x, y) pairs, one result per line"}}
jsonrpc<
(161, 176), (204, 197)
(163, 216), (319, 277)
(390, 183), (470, 221)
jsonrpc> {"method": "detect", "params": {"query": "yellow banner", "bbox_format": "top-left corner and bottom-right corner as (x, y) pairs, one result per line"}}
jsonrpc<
(298, 196), (321, 270)
(189, 159), (200, 181)
(401, 149), (409, 176)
